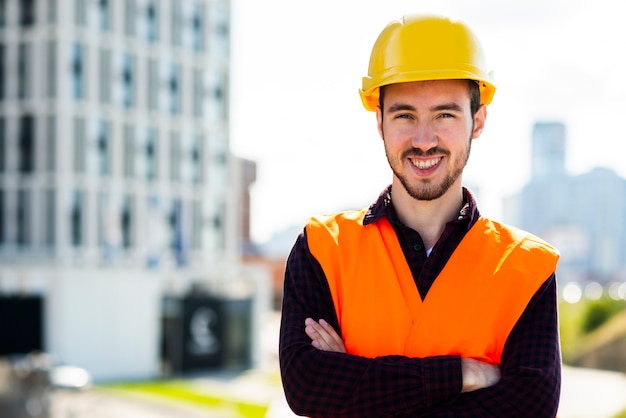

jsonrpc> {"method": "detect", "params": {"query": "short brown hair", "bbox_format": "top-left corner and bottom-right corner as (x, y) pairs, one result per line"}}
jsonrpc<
(379, 80), (481, 116)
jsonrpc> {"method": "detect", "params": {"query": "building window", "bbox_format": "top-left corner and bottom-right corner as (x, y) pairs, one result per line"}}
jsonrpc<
(170, 2), (181, 46)
(145, 127), (157, 181)
(169, 63), (179, 115)
(147, 58), (158, 111)
(47, 42), (57, 98)
(45, 189), (56, 246)
(121, 53), (134, 108)
(170, 131), (180, 181)
(19, 115), (35, 174)
(21, 0), (36, 27)
(71, 43), (85, 100)
(0, 0), (6, 28)
(0, 190), (4, 244)
(97, 192), (106, 247)
(96, 120), (109, 176)
(146, 0), (157, 43)
(98, 0), (110, 32)
(192, 200), (202, 249)
(17, 189), (30, 246)
(192, 68), (204, 118)
(74, 117), (86, 174)
(70, 189), (83, 247)
(220, 72), (229, 120)
(46, 116), (56, 172)
(0, 44), (5, 100)
(121, 194), (133, 248)
(99, 48), (111, 103)
(18, 43), (32, 99)
(168, 198), (180, 252)
(75, 0), (86, 27)
(48, 0), (57, 24)
(192, 2), (204, 52)
(0, 117), (4, 172)
(191, 134), (202, 184)
(123, 124), (134, 178)
(215, 202), (226, 252)
(125, 0), (136, 37)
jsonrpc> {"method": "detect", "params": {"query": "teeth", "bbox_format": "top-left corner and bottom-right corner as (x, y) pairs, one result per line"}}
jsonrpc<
(412, 157), (441, 169)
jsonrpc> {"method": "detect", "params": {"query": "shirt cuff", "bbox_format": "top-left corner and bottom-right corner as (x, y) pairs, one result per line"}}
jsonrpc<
(422, 355), (463, 406)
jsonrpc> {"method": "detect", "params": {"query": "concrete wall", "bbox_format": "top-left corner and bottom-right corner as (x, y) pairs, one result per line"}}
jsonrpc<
(1, 264), (272, 382)
(45, 269), (164, 382)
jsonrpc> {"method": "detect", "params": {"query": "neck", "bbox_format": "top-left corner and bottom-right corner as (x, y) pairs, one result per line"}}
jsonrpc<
(390, 182), (464, 250)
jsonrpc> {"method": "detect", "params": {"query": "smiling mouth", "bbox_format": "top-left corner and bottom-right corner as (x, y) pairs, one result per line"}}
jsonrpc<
(411, 157), (442, 169)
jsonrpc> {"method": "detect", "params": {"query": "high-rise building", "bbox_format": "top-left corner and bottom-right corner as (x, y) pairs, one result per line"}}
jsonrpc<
(0, 0), (267, 381)
(531, 122), (567, 181)
(0, 0), (233, 268)
(504, 121), (626, 284)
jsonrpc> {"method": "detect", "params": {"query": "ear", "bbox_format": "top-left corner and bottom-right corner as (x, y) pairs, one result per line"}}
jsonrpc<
(471, 105), (487, 139)
(376, 106), (384, 139)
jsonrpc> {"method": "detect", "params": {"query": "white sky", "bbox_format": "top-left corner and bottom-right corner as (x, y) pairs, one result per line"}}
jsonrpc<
(230, 0), (626, 243)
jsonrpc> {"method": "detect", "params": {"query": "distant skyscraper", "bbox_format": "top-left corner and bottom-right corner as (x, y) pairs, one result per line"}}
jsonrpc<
(531, 121), (567, 180)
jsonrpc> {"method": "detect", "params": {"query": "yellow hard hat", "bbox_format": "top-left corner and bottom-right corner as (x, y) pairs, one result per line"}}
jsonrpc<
(359, 14), (497, 112)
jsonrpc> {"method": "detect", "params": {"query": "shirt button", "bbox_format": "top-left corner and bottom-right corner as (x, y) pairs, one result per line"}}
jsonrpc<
(413, 244), (422, 251)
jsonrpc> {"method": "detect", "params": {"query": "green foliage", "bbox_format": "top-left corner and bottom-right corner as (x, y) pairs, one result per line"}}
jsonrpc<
(559, 299), (587, 361)
(581, 297), (626, 334)
(559, 295), (626, 363)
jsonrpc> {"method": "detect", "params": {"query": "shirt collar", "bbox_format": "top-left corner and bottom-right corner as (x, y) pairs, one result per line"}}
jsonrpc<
(363, 185), (480, 230)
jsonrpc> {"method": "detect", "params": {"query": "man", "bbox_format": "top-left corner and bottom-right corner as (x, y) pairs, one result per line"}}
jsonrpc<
(279, 13), (561, 417)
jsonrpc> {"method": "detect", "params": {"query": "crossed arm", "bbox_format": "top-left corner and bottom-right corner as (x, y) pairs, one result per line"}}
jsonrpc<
(304, 317), (501, 393)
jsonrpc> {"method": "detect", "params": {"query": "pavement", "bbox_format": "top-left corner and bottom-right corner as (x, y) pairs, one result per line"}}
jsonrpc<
(559, 366), (626, 418)
(47, 364), (626, 418)
(45, 312), (626, 418)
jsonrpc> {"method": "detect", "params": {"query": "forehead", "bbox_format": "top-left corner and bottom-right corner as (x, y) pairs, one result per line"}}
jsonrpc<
(384, 79), (471, 103)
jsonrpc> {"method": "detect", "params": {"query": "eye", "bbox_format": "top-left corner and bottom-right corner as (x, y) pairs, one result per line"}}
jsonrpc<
(438, 113), (454, 119)
(394, 113), (413, 120)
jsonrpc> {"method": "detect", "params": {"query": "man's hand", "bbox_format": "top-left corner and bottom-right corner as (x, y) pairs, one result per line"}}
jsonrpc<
(461, 358), (501, 392)
(304, 318), (346, 353)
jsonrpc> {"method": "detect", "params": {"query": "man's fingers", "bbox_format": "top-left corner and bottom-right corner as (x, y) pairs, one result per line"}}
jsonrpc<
(304, 318), (346, 353)
(319, 319), (345, 349)
(304, 318), (332, 350)
(309, 319), (336, 350)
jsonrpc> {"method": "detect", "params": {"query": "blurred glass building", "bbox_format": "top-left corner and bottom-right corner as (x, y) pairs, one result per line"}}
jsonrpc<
(504, 122), (626, 284)
(0, 0), (269, 381)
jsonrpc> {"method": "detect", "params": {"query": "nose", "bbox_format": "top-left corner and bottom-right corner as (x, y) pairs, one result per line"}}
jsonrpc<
(410, 121), (438, 151)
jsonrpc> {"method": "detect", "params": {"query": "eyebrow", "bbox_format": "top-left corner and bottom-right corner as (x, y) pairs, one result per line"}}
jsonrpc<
(386, 102), (464, 113)
(387, 103), (416, 113)
(430, 102), (464, 112)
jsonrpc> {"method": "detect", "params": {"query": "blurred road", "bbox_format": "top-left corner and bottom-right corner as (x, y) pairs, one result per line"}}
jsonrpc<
(51, 388), (227, 418)
(559, 366), (626, 418)
(47, 364), (626, 418)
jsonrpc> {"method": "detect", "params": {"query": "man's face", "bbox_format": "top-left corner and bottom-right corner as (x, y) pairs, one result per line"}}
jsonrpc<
(376, 79), (486, 201)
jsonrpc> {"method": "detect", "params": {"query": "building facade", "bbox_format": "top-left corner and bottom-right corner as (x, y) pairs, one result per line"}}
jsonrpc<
(0, 0), (233, 269)
(0, 0), (269, 381)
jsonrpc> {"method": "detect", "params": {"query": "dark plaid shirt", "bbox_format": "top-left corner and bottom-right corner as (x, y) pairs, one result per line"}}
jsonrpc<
(279, 186), (561, 417)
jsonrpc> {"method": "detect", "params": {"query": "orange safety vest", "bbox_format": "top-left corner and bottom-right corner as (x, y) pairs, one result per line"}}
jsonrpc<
(306, 210), (559, 364)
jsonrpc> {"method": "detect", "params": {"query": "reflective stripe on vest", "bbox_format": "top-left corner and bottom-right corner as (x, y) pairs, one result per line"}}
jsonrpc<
(306, 210), (559, 364)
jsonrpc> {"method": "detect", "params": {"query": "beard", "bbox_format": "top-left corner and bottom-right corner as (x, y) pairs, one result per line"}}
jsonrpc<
(384, 139), (472, 201)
